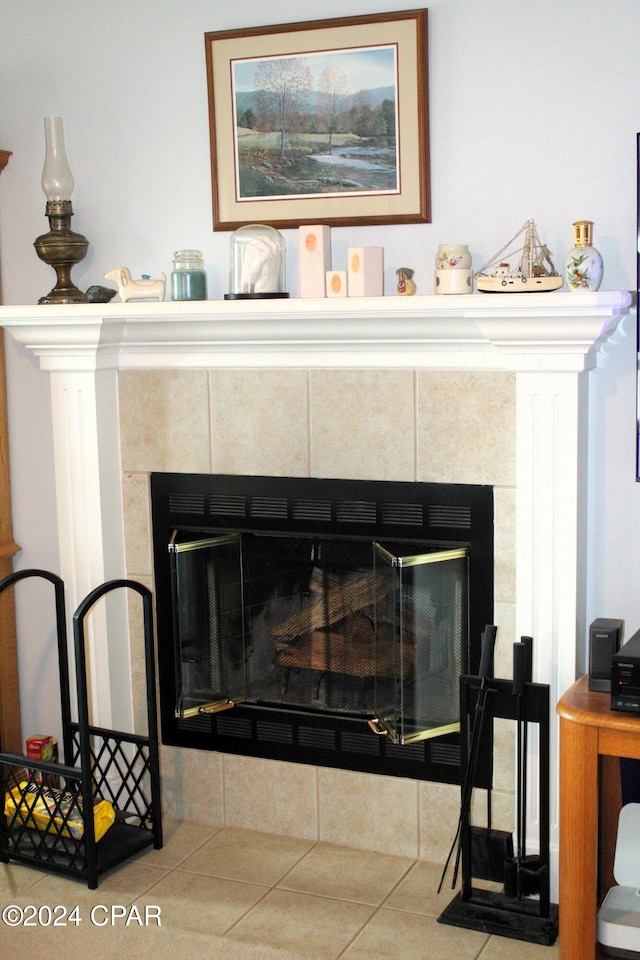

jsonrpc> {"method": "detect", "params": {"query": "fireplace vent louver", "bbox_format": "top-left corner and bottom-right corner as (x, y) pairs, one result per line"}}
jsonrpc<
(386, 741), (425, 762)
(428, 504), (472, 530)
(178, 713), (211, 734)
(292, 498), (332, 523)
(429, 741), (461, 766)
(257, 721), (294, 745)
(341, 731), (380, 756)
(336, 500), (377, 524)
(382, 502), (424, 527)
(299, 727), (336, 751)
(215, 715), (252, 739)
(208, 494), (246, 517)
(250, 496), (288, 519)
(169, 493), (206, 515)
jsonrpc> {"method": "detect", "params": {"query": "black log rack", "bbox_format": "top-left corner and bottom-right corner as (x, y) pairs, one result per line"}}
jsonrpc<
(0, 571), (162, 888)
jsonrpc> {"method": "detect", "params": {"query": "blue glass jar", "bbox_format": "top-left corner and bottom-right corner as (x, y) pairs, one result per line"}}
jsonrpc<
(171, 249), (207, 301)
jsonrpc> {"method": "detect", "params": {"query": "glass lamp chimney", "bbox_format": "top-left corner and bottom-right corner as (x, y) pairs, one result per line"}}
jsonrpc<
(41, 117), (74, 202)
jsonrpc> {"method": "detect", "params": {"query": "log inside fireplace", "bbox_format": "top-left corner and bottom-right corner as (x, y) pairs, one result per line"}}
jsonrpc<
(271, 569), (401, 678)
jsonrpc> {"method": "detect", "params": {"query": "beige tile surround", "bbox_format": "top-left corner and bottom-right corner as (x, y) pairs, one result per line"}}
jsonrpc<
(120, 367), (516, 863)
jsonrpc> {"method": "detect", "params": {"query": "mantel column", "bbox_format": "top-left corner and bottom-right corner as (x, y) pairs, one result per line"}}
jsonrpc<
(516, 367), (588, 896)
(49, 365), (128, 729)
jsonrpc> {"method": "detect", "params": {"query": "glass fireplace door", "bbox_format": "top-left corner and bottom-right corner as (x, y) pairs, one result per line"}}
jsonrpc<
(170, 532), (246, 718)
(372, 544), (469, 744)
(168, 529), (470, 743)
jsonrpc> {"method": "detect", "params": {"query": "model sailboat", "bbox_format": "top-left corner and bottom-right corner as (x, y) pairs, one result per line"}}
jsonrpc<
(476, 220), (563, 292)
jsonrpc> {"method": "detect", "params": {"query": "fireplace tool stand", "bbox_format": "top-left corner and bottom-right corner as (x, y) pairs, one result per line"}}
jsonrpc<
(438, 634), (559, 946)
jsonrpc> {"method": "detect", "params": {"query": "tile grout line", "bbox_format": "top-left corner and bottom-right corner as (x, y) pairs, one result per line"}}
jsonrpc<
(332, 858), (424, 960)
(332, 905), (379, 960)
(206, 832), (321, 939)
(274, 838), (321, 887)
(156, 822), (224, 871)
(216, 881), (276, 939)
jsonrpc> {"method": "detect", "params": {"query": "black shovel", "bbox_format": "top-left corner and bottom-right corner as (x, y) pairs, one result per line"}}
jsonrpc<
(439, 624), (505, 892)
(466, 626), (513, 887)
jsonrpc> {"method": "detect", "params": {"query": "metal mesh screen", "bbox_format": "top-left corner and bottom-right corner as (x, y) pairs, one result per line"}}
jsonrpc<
(195, 535), (467, 724)
(243, 537), (378, 713)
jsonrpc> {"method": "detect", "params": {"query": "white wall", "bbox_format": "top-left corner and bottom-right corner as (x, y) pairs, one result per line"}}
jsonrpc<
(1, 0), (640, 739)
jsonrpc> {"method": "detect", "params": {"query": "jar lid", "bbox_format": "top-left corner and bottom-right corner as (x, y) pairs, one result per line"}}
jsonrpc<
(174, 249), (203, 259)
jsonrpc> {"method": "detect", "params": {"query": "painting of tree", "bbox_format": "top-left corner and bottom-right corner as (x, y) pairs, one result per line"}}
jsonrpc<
(232, 44), (399, 201)
(317, 66), (347, 150)
(254, 57), (313, 161)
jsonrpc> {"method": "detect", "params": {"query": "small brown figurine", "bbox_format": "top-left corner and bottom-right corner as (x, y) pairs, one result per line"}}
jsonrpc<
(396, 267), (416, 296)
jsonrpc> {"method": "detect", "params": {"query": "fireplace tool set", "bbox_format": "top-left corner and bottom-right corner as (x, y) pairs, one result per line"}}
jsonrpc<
(438, 626), (559, 945)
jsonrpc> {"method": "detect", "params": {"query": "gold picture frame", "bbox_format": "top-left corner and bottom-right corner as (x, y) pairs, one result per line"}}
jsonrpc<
(205, 9), (430, 231)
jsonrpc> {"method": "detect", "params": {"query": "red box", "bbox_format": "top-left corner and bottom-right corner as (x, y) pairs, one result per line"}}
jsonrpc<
(25, 735), (58, 785)
(26, 735), (58, 762)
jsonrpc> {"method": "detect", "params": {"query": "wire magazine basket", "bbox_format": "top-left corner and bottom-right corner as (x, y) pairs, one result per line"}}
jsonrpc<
(0, 571), (162, 888)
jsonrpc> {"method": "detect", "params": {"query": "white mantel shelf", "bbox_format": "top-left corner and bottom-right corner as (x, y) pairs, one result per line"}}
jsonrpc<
(0, 290), (632, 372)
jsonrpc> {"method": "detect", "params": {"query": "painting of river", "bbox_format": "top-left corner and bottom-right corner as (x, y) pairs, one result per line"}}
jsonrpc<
(231, 44), (400, 201)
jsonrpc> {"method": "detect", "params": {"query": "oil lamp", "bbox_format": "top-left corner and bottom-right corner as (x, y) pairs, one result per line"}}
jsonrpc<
(33, 117), (89, 303)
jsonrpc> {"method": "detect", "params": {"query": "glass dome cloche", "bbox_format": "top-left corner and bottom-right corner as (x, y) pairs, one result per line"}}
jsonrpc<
(225, 224), (288, 299)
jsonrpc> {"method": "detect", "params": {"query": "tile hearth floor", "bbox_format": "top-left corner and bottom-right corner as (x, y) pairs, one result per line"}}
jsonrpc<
(0, 820), (560, 960)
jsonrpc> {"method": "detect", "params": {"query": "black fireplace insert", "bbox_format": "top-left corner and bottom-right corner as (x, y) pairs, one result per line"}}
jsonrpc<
(150, 474), (494, 784)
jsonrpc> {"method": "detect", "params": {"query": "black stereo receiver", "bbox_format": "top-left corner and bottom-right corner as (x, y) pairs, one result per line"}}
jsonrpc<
(611, 628), (640, 713)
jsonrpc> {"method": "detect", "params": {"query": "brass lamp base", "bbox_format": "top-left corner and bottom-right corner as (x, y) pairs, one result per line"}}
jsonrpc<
(34, 200), (89, 304)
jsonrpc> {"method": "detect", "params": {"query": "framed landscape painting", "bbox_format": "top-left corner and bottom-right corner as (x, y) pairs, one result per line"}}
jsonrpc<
(204, 10), (430, 230)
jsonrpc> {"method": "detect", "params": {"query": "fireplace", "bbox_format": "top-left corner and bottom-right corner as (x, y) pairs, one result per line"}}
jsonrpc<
(1, 290), (630, 881)
(151, 472), (494, 784)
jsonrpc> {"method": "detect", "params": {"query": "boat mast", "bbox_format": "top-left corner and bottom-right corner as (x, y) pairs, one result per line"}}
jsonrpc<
(521, 219), (535, 278)
(477, 219), (558, 278)
(477, 221), (529, 274)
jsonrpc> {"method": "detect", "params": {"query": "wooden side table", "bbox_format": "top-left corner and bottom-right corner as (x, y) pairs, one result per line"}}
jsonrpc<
(557, 675), (640, 960)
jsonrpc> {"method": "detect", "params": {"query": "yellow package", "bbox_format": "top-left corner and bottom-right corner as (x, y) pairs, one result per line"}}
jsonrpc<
(4, 781), (115, 842)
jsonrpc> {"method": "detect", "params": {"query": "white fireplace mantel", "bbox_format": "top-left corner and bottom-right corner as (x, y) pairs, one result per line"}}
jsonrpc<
(0, 290), (630, 372)
(0, 290), (632, 893)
